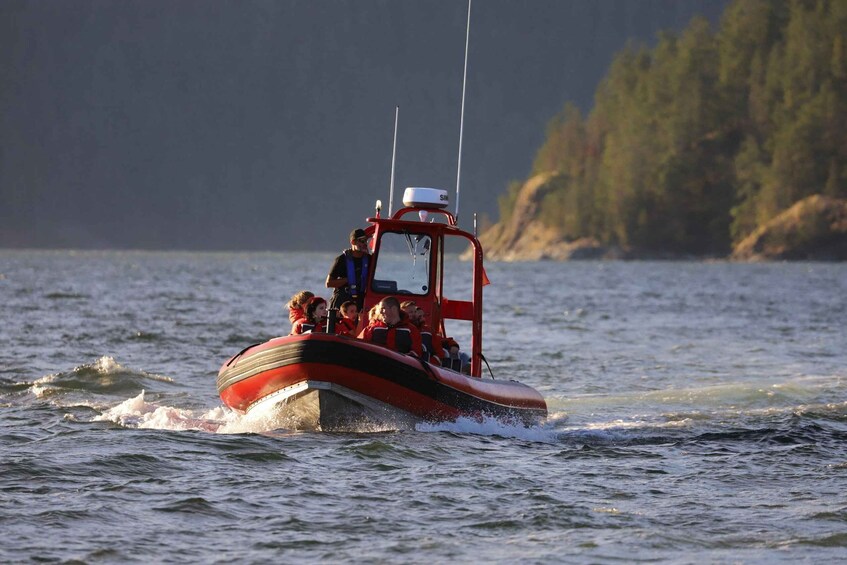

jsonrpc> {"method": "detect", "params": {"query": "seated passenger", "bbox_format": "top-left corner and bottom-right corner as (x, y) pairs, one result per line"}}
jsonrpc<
(442, 336), (460, 358)
(400, 300), (417, 318)
(399, 300), (419, 339)
(336, 300), (359, 336)
(358, 296), (422, 357)
(286, 290), (314, 324)
(414, 307), (445, 365)
(291, 296), (328, 335)
(400, 301), (442, 364)
(366, 303), (382, 324)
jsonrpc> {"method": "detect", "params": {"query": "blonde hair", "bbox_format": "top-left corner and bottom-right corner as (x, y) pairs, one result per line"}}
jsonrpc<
(367, 304), (381, 323)
(286, 290), (314, 310)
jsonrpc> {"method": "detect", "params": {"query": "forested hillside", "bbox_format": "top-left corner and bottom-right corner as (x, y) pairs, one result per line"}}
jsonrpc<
(497, 0), (847, 256)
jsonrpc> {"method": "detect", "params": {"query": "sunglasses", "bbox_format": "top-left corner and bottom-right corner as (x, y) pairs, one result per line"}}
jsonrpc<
(355, 237), (368, 243)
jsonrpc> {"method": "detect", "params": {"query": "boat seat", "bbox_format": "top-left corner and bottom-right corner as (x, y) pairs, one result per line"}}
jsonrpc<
(442, 355), (462, 372)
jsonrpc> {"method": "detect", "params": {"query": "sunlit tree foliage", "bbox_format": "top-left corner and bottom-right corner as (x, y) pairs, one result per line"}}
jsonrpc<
(510, 0), (847, 254)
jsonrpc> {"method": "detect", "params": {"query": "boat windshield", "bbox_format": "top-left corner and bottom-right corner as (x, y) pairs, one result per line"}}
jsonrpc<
(370, 231), (432, 296)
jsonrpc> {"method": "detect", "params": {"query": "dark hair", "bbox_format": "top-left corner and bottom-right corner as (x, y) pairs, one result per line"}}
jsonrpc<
(305, 296), (327, 322)
(340, 300), (356, 314)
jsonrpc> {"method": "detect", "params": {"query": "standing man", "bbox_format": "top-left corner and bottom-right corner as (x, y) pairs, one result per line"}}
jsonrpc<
(326, 228), (371, 311)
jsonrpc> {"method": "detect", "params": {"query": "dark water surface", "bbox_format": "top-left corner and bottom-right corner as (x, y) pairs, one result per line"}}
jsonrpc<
(2, 251), (846, 563)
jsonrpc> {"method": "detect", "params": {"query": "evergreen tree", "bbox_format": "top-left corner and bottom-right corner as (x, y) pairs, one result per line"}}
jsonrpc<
(501, 0), (847, 255)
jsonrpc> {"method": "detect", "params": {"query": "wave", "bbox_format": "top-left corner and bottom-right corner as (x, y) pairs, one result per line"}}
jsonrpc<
(93, 391), (225, 432)
(44, 291), (90, 300)
(92, 390), (321, 435)
(32, 356), (173, 400)
(416, 415), (559, 442)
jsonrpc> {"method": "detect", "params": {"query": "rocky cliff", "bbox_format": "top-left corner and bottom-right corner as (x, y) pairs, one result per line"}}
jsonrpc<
(476, 173), (616, 261)
(731, 195), (847, 261)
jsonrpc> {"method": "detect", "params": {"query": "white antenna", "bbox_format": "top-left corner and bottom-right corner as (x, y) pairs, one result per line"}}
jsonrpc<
(454, 0), (471, 223)
(388, 105), (400, 215)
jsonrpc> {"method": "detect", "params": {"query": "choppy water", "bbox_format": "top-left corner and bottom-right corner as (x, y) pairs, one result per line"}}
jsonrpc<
(2, 250), (846, 563)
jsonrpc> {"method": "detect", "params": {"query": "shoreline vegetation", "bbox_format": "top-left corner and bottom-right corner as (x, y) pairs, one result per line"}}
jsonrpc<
(483, 0), (847, 262)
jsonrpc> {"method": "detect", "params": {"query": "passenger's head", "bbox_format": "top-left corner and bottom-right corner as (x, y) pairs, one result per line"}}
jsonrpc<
(305, 296), (327, 322)
(368, 304), (381, 323)
(349, 228), (369, 253)
(400, 300), (417, 319)
(287, 290), (314, 310)
(340, 301), (358, 320)
(378, 296), (403, 326)
(414, 307), (426, 326)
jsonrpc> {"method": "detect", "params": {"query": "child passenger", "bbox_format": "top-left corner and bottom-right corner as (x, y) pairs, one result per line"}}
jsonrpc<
(291, 296), (328, 335)
(337, 300), (359, 335)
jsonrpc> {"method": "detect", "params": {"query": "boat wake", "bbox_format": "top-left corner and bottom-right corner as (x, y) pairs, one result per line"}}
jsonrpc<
(545, 375), (847, 448)
(415, 415), (561, 442)
(92, 390), (553, 437)
(93, 391), (227, 432)
(12, 356), (845, 444)
(89, 388), (847, 452)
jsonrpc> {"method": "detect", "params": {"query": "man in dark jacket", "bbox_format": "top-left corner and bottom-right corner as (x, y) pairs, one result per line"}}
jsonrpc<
(326, 228), (370, 310)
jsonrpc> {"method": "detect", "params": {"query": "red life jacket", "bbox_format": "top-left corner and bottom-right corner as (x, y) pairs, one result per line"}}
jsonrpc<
(291, 317), (326, 335)
(418, 323), (445, 361)
(336, 317), (357, 336)
(360, 320), (422, 356)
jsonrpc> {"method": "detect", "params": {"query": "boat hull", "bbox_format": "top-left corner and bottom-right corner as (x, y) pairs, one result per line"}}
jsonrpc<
(217, 333), (547, 431)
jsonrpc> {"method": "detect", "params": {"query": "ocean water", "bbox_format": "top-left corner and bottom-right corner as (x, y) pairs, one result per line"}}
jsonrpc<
(1, 250), (846, 563)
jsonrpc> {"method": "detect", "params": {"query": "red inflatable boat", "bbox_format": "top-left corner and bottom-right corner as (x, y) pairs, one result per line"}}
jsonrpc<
(217, 188), (547, 430)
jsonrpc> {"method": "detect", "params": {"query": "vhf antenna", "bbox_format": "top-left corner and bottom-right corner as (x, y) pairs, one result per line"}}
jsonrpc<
(388, 105), (399, 216)
(454, 0), (472, 224)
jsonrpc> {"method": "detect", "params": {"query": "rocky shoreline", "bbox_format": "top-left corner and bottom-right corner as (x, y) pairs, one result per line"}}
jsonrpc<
(730, 195), (847, 261)
(475, 175), (847, 262)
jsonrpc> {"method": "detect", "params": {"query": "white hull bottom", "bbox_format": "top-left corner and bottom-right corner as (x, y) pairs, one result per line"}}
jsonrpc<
(247, 380), (420, 432)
